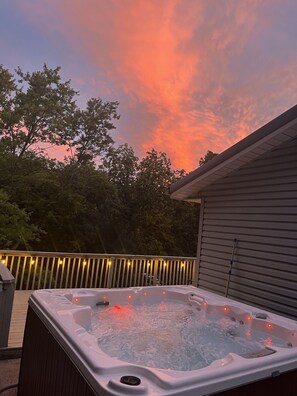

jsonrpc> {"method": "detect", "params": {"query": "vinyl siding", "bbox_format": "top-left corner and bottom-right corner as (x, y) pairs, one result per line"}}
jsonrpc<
(197, 137), (297, 319)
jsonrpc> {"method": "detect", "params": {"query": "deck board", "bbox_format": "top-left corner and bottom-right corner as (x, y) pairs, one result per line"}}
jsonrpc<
(8, 291), (33, 348)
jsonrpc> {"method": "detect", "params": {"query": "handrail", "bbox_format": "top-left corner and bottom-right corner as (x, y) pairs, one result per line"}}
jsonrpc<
(0, 250), (196, 290)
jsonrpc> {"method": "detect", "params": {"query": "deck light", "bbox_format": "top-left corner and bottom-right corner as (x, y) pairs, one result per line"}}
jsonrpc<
(162, 291), (166, 296)
(267, 323), (273, 329)
(83, 260), (87, 266)
(108, 260), (112, 266)
(58, 259), (63, 265)
(73, 297), (79, 304)
(247, 315), (252, 321)
(223, 306), (229, 313)
(128, 294), (132, 300)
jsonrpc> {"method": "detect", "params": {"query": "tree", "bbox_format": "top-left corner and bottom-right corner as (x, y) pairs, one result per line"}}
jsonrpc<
(66, 98), (119, 164)
(199, 150), (218, 166)
(0, 64), (77, 157)
(0, 64), (119, 162)
(0, 189), (40, 249)
(101, 143), (138, 187)
(99, 148), (200, 256)
(0, 65), (18, 154)
(171, 199), (200, 256)
(53, 162), (122, 252)
(123, 150), (184, 255)
(0, 65), (16, 109)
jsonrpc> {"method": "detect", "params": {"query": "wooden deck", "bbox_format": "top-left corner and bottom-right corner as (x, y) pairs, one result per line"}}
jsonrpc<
(8, 290), (33, 348)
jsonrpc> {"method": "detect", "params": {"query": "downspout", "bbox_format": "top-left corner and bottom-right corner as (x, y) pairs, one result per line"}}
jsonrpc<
(225, 238), (238, 297)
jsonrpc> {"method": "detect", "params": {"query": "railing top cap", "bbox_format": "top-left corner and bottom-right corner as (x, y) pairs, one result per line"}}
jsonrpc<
(0, 250), (196, 261)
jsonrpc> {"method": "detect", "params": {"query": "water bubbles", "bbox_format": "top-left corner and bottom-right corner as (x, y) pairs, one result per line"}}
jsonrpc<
(89, 301), (284, 371)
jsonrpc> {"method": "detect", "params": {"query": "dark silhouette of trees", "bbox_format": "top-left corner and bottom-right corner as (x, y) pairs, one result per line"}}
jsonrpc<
(199, 150), (218, 166)
(0, 64), (203, 256)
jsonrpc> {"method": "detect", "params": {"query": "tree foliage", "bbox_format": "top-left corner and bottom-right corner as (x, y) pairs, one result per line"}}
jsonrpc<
(66, 98), (119, 164)
(106, 149), (199, 255)
(101, 143), (138, 187)
(0, 64), (205, 257)
(0, 189), (40, 249)
(0, 64), (119, 162)
(0, 64), (77, 156)
(199, 150), (218, 166)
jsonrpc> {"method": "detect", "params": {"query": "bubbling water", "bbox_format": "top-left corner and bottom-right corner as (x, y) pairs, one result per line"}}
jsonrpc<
(89, 301), (285, 371)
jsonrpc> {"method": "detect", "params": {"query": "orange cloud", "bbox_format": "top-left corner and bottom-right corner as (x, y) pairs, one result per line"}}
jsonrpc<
(16, 0), (297, 171)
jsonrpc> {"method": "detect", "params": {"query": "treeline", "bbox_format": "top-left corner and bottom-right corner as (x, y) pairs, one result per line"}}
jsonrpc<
(0, 64), (200, 256)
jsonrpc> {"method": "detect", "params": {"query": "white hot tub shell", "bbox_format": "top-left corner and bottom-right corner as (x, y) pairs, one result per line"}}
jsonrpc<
(18, 286), (297, 395)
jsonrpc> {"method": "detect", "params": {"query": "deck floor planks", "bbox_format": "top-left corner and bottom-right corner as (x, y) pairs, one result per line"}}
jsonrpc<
(8, 290), (33, 348)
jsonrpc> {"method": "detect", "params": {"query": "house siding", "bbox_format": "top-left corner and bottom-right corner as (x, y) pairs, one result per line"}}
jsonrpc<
(197, 137), (297, 319)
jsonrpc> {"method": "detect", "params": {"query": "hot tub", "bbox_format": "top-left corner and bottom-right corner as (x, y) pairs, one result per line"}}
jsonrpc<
(18, 286), (297, 395)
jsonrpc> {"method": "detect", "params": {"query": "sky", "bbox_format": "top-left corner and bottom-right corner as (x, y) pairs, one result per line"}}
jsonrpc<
(1, 0), (297, 171)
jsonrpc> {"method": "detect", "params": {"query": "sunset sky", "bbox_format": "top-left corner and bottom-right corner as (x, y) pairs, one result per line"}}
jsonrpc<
(1, 0), (297, 171)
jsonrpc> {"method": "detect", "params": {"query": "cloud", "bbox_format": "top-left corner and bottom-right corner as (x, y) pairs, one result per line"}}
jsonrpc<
(15, 0), (297, 170)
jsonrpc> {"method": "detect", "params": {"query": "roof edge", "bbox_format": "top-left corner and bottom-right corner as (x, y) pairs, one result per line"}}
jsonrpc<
(170, 104), (297, 196)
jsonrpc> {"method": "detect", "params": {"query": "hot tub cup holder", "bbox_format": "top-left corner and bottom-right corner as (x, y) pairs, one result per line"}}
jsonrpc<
(96, 300), (110, 306)
(108, 377), (148, 395)
(254, 312), (269, 320)
(120, 376), (141, 386)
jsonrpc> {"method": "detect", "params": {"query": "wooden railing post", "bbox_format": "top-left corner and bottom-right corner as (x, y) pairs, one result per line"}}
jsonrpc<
(153, 258), (159, 286)
(106, 257), (114, 288)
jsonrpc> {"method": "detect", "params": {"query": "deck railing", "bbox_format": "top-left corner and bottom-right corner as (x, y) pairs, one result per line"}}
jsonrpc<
(0, 250), (196, 290)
